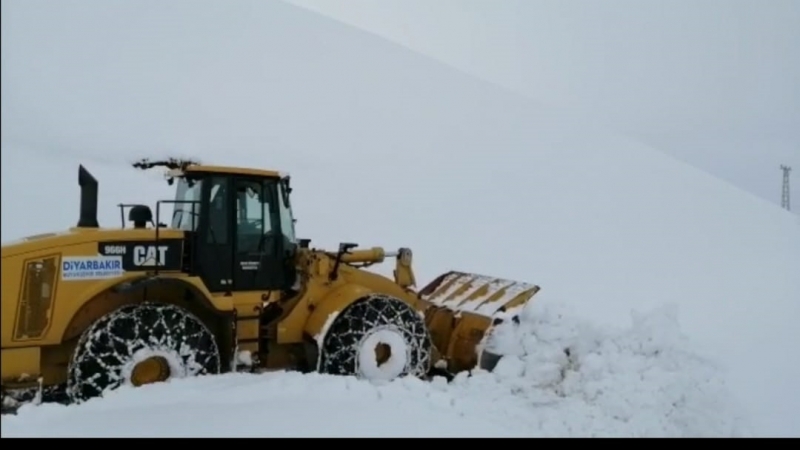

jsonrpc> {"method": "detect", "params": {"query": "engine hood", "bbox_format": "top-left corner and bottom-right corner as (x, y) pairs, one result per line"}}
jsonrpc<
(1, 227), (186, 259)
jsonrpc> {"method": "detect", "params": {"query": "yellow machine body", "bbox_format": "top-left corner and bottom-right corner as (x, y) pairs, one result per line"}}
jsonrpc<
(0, 160), (539, 407)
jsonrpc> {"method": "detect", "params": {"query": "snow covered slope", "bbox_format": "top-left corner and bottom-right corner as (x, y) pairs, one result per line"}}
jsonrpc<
(2, 0), (799, 437)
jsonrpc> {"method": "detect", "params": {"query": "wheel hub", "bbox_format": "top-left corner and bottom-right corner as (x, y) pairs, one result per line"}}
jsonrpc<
(130, 356), (171, 387)
(374, 342), (392, 366)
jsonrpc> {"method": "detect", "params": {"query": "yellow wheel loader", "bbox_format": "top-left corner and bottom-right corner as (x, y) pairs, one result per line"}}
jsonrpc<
(0, 159), (539, 411)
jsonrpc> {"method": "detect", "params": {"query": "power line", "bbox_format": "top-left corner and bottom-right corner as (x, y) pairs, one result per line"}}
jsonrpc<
(781, 165), (791, 211)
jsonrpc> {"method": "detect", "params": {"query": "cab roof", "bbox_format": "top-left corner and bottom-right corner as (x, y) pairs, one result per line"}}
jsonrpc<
(181, 164), (287, 179)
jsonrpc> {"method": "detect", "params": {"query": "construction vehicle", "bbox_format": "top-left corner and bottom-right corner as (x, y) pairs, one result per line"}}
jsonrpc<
(0, 159), (539, 411)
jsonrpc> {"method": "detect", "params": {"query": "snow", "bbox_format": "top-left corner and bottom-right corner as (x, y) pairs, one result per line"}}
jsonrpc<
(356, 327), (410, 381)
(2, 0), (800, 438)
(235, 351), (254, 368)
(313, 312), (340, 350)
(2, 302), (748, 437)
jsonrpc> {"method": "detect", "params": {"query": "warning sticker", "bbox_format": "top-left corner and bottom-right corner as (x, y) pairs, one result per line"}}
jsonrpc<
(61, 256), (124, 280)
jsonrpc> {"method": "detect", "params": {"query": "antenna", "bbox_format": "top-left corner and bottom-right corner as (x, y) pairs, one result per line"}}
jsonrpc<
(132, 157), (201, 171)
(781, 165), (792, 211)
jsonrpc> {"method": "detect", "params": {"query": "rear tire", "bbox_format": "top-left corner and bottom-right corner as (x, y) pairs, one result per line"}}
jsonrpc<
(317, 294), (432, 381)
(66, 302), (221, 403)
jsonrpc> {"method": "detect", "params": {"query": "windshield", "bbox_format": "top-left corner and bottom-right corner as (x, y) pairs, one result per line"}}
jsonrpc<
(171, 177), (203, 231)
(170, 175), (296, 245)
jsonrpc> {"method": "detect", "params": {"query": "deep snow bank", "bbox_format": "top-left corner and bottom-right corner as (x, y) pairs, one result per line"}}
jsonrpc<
(0, 301), (748, 437)
(480, 301), (750, 437)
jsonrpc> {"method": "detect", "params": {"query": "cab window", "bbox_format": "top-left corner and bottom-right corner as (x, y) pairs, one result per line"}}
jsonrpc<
(236, 179), (278, 254)
(206, 177), (229, 244)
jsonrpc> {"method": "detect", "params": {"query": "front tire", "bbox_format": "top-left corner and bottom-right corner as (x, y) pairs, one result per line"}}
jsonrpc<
(66, 302), (221, 403)
(318, 294), (432, 381)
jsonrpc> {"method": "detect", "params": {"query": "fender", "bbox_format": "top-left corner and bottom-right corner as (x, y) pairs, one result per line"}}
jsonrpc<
(51, 272), (142, 344)
(61, 274), (234, 343)
(110, 274), (233, 312)
(301, 283), (373, 344)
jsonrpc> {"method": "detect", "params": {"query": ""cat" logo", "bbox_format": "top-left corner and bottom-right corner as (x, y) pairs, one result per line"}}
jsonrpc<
(133, 245), (169, 266)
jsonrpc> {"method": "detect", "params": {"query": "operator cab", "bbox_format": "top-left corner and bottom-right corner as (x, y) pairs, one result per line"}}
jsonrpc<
(168, 164), (298, 293)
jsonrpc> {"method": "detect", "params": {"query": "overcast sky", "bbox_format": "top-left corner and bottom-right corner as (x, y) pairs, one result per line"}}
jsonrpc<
(287, 0), (800, 209)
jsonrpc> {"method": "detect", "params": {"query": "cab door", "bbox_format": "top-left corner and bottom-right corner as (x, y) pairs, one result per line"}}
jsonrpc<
(194, 176), (235, 293)
(232, 177), (282, 291)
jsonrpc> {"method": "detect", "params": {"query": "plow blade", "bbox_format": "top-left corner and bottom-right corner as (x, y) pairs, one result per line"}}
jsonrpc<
(417, 271), (540, 374)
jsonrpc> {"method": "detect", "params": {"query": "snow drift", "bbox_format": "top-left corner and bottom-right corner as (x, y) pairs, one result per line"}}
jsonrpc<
(1, 301), (748, 437)
(2, 0), (799, 437)
(483, 302), (750, 436)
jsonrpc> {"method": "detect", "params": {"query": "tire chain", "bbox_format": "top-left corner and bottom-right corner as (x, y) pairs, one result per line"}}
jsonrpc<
(319, 294), (432, 378)
(66, 302), (220, 402)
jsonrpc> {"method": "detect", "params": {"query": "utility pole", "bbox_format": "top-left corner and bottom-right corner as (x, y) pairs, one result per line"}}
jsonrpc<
(781, 165), (791, 211)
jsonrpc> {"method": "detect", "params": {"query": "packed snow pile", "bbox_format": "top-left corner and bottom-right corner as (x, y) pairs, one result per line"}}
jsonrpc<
(477, 301), (751, 437)
(1, 300), (750, 438)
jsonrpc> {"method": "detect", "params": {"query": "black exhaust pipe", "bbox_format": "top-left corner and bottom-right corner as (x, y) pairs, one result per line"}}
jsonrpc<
(77, 165), (99, 228)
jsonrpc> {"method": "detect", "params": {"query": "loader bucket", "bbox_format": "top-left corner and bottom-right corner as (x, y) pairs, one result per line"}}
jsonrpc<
(416, 271), (540, 374)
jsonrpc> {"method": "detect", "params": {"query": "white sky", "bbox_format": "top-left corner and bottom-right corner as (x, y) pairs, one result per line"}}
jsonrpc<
(286, 0), (800, 209)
